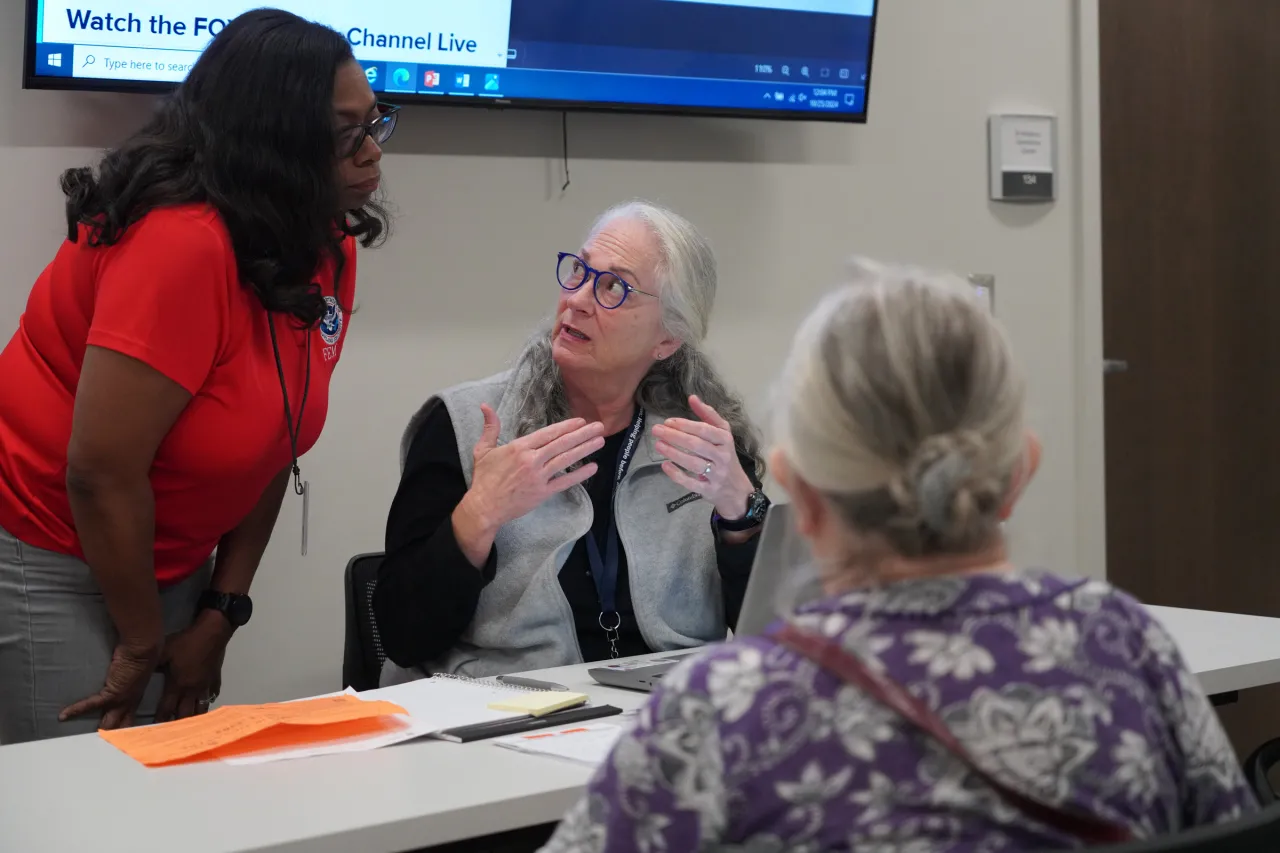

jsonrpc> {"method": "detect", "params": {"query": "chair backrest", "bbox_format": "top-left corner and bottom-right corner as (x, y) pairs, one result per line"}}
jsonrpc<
(343, 552), (386, 692)
(1069, 805), (1280, 852)
(1243, 737), (1280, 805)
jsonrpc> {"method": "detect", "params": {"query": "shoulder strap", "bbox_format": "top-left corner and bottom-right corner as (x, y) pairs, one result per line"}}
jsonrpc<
(773, 623), (1133, 846)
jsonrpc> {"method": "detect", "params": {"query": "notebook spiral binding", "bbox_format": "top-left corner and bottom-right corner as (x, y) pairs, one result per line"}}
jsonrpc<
(430, 673), (548, 692)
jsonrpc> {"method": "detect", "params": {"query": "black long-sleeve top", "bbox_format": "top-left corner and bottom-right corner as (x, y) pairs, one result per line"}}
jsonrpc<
(374, 400), (761, 669)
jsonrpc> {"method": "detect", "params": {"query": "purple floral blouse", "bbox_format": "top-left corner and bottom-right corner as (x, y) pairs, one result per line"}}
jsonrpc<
(541, 570), (1256, 852)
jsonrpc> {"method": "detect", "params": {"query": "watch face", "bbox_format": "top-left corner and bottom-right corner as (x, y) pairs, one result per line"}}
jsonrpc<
(748, 491), (770, 520)
(227, 595), (253, 627)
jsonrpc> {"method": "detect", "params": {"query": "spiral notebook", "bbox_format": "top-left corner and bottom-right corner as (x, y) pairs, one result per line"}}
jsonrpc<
(359, 675), (619, 743)
(361, 675), (575, 733)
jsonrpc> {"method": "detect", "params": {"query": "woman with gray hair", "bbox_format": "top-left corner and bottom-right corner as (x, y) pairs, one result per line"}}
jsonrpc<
(541, 259), (1253, 852)
(374, 202), (769, 680)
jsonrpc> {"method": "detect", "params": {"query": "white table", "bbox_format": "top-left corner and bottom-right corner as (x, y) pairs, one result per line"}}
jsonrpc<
(0, 656), (648, 853)
(3, 606), (1280, 853)
(1147, 605), (1280, 697)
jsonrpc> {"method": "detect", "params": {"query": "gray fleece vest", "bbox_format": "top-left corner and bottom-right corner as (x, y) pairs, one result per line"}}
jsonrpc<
(380, 370), (728, 683)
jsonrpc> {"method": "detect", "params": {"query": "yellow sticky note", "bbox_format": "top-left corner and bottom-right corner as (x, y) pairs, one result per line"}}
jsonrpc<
(487, 691), (588, 717)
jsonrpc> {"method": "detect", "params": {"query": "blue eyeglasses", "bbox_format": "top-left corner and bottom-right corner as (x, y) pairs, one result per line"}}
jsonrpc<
(556, 252), (657, 309)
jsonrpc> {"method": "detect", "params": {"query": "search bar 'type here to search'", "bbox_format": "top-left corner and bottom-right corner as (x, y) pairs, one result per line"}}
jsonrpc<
(72, 45), (199, 83)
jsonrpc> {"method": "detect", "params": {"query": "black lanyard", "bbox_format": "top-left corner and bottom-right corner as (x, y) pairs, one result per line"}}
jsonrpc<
(583, 407), (645, 656)
(268, 313), (311, 496)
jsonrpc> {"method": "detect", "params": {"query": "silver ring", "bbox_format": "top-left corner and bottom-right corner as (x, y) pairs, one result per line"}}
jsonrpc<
(702, 462), (713, 478)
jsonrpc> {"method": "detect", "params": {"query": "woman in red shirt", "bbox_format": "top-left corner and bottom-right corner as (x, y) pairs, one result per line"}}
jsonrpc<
(0, 9), (395, 742)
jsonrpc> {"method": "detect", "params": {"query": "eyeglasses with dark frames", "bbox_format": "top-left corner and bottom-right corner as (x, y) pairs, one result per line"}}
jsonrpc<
(336, 102), (400, 159)
(556, 252), (657, 309)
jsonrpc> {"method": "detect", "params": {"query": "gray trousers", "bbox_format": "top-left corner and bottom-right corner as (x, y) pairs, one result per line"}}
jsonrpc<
(0, 524), (210, 744)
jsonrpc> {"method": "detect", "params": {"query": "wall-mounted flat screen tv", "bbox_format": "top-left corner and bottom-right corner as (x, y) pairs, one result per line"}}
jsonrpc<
(25, 1), (879, 121)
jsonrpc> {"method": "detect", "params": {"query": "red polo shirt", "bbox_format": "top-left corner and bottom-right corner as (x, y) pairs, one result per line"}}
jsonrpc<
(0, 204), (355, 584)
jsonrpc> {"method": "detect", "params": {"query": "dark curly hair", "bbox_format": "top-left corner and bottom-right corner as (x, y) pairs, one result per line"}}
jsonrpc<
(60, 9), (388, 325)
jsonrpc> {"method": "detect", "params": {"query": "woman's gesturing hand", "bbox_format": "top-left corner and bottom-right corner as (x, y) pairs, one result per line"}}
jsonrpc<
(462, 404), (606, 534)
(654, 395), (755, 520)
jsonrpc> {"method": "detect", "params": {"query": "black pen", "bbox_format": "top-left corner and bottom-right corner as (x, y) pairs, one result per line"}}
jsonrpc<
(434, 704), (623, 744)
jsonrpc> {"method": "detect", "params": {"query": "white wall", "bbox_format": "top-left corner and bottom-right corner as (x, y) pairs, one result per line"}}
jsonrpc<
(0, 0), (1104, 705)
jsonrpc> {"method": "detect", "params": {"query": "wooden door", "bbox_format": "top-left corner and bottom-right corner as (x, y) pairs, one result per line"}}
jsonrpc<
(1100, 0), (1280, 756)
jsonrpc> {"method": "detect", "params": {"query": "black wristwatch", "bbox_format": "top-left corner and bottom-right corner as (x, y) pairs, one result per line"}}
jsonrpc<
(713, 489), (771, 532)
(197, 590), (254, 628)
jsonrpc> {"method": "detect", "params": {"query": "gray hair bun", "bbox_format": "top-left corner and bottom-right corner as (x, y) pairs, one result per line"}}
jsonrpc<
(772, 257), (1026, 560)
(886, 431), (1005, 553)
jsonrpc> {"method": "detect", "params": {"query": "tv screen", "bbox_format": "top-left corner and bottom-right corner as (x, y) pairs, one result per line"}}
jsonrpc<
(25, 1), (879, 121)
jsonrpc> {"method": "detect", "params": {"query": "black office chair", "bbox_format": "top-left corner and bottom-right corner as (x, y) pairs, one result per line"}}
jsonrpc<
(1061, 805), (1280, 852)
(1243, 737), (1280, 804)
(343, 552), (387, 692)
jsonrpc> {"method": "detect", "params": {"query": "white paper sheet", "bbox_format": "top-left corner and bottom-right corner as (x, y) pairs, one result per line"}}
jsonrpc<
(223, 715), (436, 765)
(493, 723), (624, 766)
(220, 678), (529, 765)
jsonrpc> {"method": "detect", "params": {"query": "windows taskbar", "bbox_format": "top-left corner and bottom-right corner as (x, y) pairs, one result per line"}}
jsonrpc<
(363, 61), (866, 115)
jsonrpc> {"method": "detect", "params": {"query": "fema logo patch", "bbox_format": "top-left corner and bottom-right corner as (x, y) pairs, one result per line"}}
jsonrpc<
(319, 295), (343, 346)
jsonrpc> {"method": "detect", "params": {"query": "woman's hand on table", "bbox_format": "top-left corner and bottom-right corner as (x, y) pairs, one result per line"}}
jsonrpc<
(155, 610), (232, 722)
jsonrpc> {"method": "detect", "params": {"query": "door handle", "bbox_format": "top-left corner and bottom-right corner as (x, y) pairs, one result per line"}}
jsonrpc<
(1103, 359), (1129, 374)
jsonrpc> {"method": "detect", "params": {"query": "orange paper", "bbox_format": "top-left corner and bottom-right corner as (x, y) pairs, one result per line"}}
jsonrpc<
(206, 715), (411, 763)
(99, 694), (407, 767)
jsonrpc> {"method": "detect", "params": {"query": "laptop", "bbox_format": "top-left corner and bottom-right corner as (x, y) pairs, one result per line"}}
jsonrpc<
(587, 503), (820, 692)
